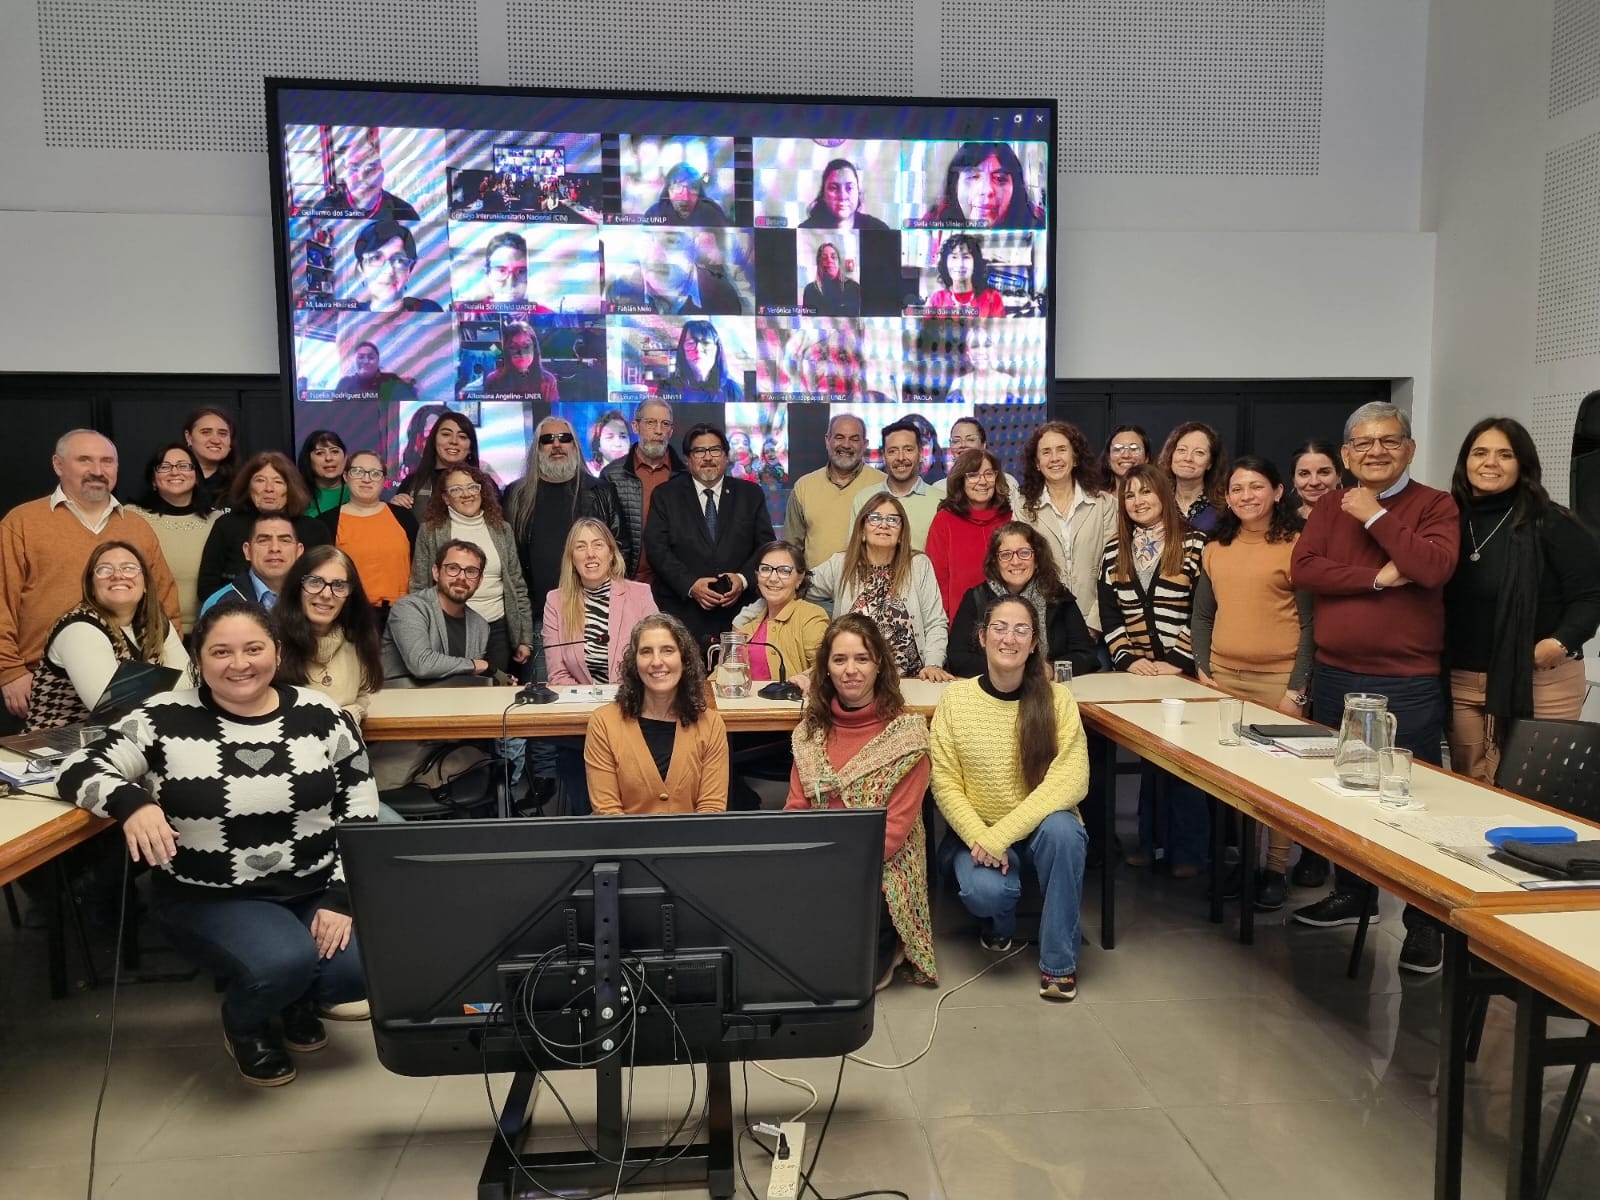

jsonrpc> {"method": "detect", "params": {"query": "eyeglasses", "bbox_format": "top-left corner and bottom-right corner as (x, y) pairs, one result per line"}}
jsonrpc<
(302, 575), (351, 596)
(445, 484), (482, 498)
(756, 563), (797, 578)
(1109, 443), (1143, 454)
(864, 513), (902, 527)
(1346, 435), (1408, 454)
(986, 621), (1034, 639)
(439, 563), (484, 580)
(538, 432), (575, 446)
(154, 462), (195, 475)
(360, 253), (415, 273)
(346, 466), (384, 480)
(969, 471), (998, 483)
(93, 563), (143, 579)
(996, 548), (1035, 562)
(688, 445), (725, 459)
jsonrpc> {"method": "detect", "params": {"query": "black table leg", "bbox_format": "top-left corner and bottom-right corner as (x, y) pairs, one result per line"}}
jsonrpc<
(1238, 817), (1256, 946)
(1207, 796), (1225, 925)
(1506, 981), (1543, 1200)
(1435, 927), (1467, 1200)
(1101, 737), (1117, 951)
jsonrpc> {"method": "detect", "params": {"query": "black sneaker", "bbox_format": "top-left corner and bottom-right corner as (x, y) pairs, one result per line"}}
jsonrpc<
(1290, 853), (1328, 889)
(1399, 924), (1444, 974)
(280, 1001), (328, 1052)
(979, 932), (1013, 953)
(1291, 889), (1379, 928)
(1221, 864), (1243, 901)
(225, 1025), (297, 1086)
(1254, 871), (1288, 912)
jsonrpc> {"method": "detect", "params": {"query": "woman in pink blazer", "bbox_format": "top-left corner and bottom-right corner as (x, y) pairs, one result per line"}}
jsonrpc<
(542, 519), (658, 813)
(541, 519), (659, 684)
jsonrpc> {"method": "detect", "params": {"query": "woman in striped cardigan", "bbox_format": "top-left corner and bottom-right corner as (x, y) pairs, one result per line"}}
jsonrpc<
(1097, 465), (1209, 876)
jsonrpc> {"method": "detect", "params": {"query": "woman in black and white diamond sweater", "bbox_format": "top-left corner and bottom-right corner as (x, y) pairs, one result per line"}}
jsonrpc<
(59, 601), (379, 1087)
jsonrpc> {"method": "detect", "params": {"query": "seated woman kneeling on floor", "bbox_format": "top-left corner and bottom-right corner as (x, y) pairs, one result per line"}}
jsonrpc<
(59, 600), (378, 1086)
(930, 593), (1090, 1002)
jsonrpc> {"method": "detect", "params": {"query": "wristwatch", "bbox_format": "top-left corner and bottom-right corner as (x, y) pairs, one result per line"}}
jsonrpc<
(1289, 692), (1308, 707)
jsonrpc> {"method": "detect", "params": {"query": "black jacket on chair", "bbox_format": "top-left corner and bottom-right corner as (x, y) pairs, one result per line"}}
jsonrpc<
(642, 473), (775, 647)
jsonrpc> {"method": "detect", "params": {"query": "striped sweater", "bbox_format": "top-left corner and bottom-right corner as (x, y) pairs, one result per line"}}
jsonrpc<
(1097, 530), (1207, 673)
(58, 685), (378, 912)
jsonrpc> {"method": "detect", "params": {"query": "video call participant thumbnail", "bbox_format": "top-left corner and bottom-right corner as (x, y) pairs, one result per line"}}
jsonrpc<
(667, 321), (745, 405)
(800, 158), (892, 231)
(644, 162), (731, 227)
(605, 230), (743, 317)
(480, 322), (559, 401)
(918, 233), (1006, 318)
(921, 142), (1045, 230)
(753, 229), (903, 317)
(353, 220), (442, 313)
(457, 231), (553, 312)
(335, 341), (420, 405)
(314, 131), (420, 221)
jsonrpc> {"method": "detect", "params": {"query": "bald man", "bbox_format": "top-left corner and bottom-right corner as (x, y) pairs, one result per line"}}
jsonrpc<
(783, 413), (885, 565)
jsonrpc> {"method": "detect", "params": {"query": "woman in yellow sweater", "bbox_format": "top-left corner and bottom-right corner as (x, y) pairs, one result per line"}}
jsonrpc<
(930, 594), (1090, 1001)
(1190, 455), (1313, 911)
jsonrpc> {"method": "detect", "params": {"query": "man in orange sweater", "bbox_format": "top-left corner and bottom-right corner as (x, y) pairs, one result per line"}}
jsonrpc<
(0, 430), (181, 721)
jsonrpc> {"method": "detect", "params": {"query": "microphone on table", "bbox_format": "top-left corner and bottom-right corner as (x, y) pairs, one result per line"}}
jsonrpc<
(745, 640), (804, 703)
(518, 634), (610, 705)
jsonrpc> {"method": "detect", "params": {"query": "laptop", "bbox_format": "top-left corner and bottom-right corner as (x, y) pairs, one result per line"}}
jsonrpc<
(0, 661), (184, 760)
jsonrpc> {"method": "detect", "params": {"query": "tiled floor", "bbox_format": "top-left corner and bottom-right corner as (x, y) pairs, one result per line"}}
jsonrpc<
(4, 834), (1599, 1198)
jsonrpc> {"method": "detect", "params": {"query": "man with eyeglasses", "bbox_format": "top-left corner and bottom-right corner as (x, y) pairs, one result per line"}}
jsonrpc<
(200, 513), (304, 616)
(1289, 400), (1461, 974)
(505, 416), (627, 626)
(604, 230), (742, 316)
(0, 429), (180, 724)
(850, 418), (947, 552)
(312, 132), (419, 221)
(352, 220), (441, 313)
(599, 399), (687, 579)
(380, 540), (493, 684)
(643, 423), (775, 647)
(784, 414), (884, 567)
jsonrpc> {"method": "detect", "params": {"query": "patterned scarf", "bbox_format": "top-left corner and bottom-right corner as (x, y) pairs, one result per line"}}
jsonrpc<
(791, 711), (937, 983)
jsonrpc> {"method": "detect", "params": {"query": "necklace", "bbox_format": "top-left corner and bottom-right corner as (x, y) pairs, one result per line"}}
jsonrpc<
(1467, 508), (1514, 562)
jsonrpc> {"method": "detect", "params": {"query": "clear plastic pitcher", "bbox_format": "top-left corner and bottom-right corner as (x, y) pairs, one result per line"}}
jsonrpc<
(706, 632), (752, 699)
(1333, 693), (1398, 791)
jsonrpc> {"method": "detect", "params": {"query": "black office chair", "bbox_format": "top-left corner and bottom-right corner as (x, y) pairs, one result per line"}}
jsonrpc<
(378, 741), (510, 821)
(1465, 718), (1600, 1199)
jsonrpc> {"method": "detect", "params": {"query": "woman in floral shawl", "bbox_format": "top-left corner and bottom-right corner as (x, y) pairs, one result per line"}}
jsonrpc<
(785, 614), (937, 989)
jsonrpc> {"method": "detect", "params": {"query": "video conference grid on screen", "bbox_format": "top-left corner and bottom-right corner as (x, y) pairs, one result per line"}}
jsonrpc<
(271, 85), (1055, 495)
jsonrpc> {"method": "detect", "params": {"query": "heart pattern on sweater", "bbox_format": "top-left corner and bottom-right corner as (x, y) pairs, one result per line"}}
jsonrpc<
(244, 851), (282, 873)
(234, 747), (275, 771)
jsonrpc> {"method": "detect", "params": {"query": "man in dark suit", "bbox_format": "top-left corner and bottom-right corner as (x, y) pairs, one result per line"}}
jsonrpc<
(643, 423), (775, 648)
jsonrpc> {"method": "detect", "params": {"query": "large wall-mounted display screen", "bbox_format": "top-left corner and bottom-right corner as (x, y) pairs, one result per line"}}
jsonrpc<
(267, 82), (1055, 516)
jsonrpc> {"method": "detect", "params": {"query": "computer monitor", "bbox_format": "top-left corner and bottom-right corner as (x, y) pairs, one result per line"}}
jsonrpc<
(339, 808), (886, 1078)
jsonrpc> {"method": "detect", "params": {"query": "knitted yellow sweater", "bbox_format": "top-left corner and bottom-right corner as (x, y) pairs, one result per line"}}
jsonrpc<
(929, 676), (1089, 858)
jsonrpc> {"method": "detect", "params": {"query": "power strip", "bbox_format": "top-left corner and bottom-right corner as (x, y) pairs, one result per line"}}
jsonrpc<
(766, 1120), (807, 1200)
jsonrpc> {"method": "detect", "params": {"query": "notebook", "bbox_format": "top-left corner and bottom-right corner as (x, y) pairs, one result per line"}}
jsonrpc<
(1244, 723), (1338, 759)
(0, 661), (183, 760)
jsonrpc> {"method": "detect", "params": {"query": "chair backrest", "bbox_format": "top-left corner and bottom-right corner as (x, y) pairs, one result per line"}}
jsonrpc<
(1493, 718), (1600, 820)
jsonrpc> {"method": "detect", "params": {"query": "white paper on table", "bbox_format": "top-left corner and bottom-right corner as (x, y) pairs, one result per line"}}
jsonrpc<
(545, 685), (618, 704)
(1376, 812), (1535, 847)
(1311, 776), (1384, 799)
(0, 760), (56, 786)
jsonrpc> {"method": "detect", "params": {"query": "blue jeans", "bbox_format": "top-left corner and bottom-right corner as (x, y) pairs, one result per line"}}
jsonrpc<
(1136, 771), (1210, 870)
(941, 812), (1088, 977)
(156, 892), (366, 1037)
(1314, 665), (1444, 904)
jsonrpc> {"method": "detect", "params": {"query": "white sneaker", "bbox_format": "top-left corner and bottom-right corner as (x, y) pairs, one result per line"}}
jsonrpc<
(319, 1000), (370, 1021)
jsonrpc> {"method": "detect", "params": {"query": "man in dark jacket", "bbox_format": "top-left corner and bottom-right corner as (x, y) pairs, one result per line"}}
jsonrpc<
(598, 398), (687, 579)
(504, 416), (629, 617)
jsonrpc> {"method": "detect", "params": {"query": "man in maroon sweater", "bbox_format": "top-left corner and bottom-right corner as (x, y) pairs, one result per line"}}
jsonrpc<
(1289, 401), (1460, 973)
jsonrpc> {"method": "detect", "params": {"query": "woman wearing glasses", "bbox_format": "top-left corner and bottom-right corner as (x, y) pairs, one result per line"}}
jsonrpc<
(801, 496), (951, 682)
(410, 465), (533, 676)
(945, 522), (1096, 679)
(926, 448), (1013, 621)
(323, 451), (417, 615)
(130, 442), (220, 629)
(669, 320), (744, 404)
(733, 540), (829, 691)
(274, 548), (385, 723)
(26, 541), (189, 732)
(931, 594), (1089, 1002)
(1100, 425), (1151, 491)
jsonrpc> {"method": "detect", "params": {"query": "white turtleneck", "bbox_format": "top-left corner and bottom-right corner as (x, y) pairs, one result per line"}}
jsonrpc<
(448, 510), (505, 623)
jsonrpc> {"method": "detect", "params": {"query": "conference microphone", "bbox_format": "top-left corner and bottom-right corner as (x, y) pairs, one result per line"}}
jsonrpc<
(745, 640), (805, 703)
(518, 634), (610, 705)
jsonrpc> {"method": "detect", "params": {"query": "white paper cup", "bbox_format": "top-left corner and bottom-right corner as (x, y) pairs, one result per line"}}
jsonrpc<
(1160, 698), (1185, 726)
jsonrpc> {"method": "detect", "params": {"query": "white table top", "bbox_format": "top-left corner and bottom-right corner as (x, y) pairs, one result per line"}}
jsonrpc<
(1481, 910), (1600, 967)
(0, 748), (73, 852)
(1452, 908), (1600, 1024)
(1064, 672), (1223, 704)
(1092, 696), (1600, 901)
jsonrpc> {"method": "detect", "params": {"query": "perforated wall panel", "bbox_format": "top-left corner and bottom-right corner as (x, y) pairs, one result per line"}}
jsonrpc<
(505, 0), (915, 95)
(37, 0), (480, 152)
(1551, 0), (1600, 118)
(1531, 391), (1587, 505)
(940, 0), (1324, 175)
(1536, 132), (1600, 363)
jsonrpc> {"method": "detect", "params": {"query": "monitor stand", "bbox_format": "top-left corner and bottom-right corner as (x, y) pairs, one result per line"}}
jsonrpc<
(476, 863), (735, 1200)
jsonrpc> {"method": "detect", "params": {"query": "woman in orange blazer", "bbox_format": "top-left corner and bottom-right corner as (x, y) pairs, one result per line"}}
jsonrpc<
(584, 613), (729, 814)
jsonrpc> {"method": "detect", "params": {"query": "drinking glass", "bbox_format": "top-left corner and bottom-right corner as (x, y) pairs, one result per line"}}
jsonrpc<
(1217, 698), (1244, 746)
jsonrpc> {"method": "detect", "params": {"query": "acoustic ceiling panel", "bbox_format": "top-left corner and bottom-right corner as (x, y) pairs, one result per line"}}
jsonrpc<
(1551, 0), (1600, 118)
(1531, 390), (1586, 505)
(1536, 130), (1600, 363)
(505, 0), (916, 95)
(940, 0), (1324, 175)
(37, 0), (480, 152)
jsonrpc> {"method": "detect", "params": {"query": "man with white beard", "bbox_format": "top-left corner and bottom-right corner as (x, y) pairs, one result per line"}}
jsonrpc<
(599, 398), (687, 580)
(504, 417), (627, 618)
(782, 413), (884, 565)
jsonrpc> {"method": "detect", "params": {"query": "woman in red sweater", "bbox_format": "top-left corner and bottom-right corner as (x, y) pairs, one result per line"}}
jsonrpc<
(785, 614), (936, 991)
(926, 448), (1012, 620)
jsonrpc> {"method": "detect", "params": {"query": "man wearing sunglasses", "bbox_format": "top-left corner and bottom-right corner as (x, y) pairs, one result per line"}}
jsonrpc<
(504, 416), (628, 635)
(380, 540), (492, 684)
